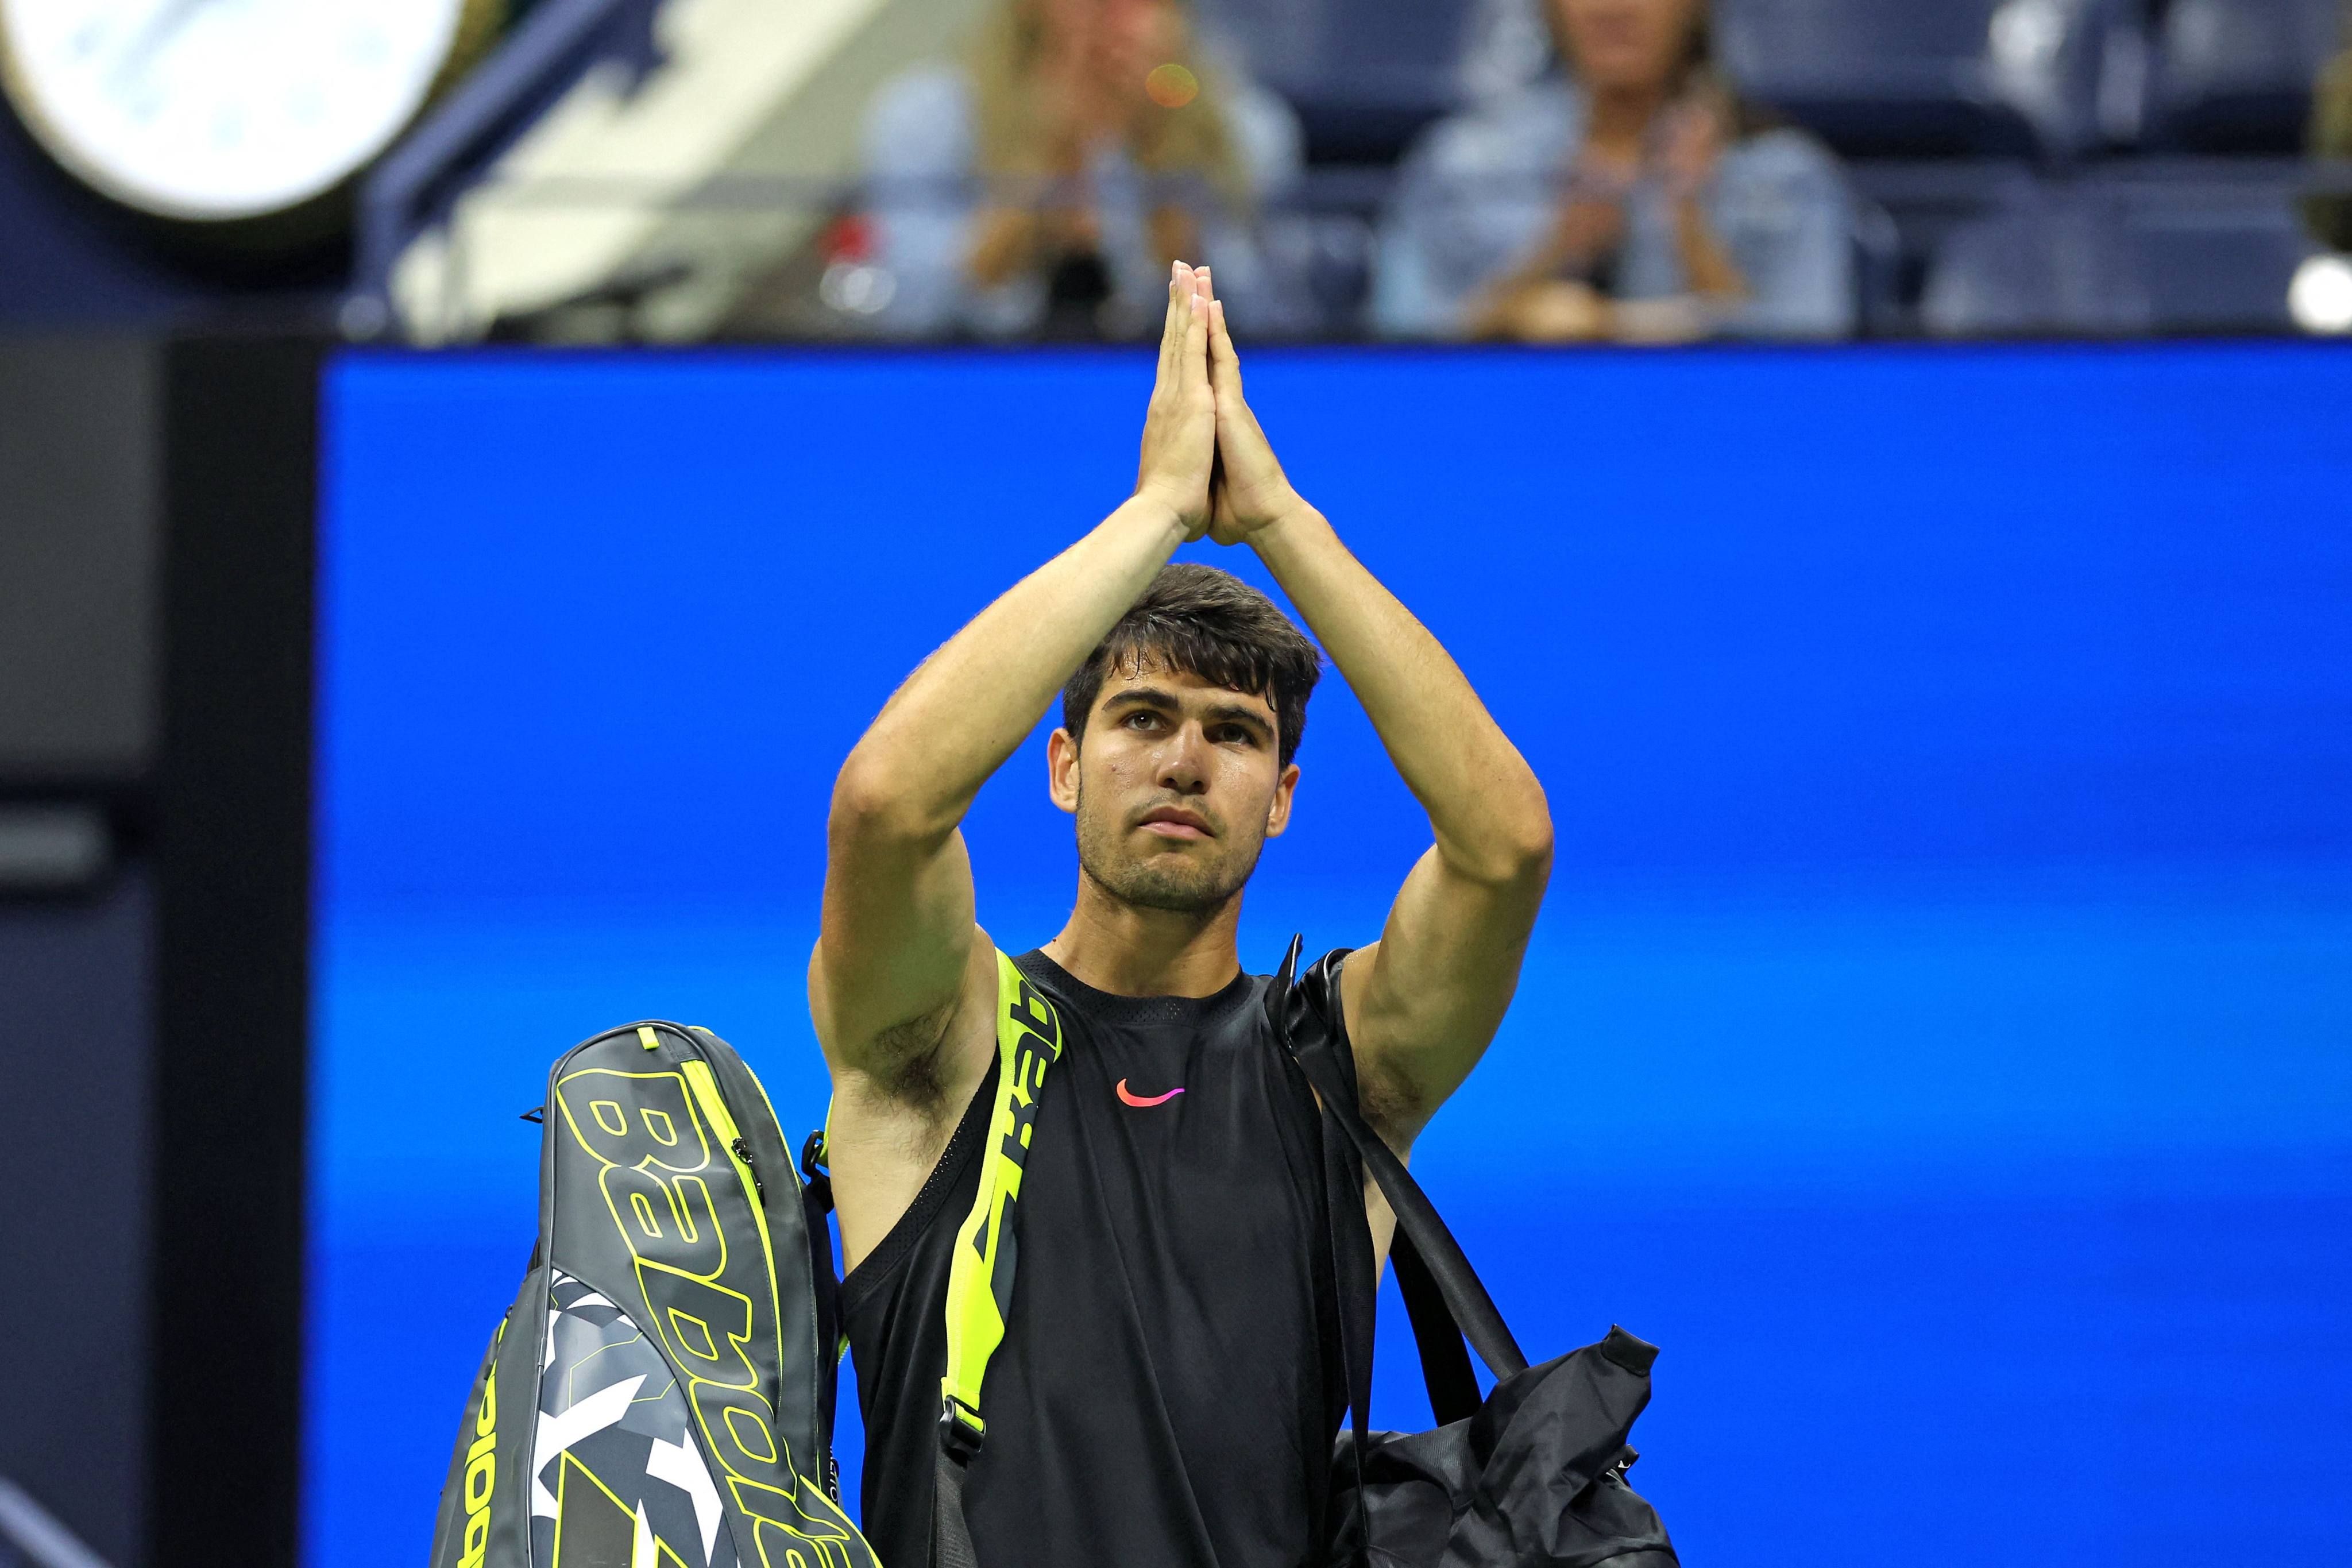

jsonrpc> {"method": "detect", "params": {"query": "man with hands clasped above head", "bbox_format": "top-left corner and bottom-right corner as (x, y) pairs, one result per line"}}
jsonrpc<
(813, 261), (1554, 1568)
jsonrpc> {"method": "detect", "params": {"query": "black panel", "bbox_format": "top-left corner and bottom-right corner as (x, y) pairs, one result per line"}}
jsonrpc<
(148, 335), (323, 1568)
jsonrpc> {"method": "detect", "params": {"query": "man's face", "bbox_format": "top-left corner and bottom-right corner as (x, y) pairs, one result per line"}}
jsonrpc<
(1048, 661), (1298, 914)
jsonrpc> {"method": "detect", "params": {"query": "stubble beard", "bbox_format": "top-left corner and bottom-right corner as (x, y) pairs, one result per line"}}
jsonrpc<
(1073, 783), (1266, 917)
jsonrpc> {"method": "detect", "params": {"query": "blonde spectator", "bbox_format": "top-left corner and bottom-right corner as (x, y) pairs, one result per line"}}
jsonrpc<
(856, 0), (1302, 339)
(1375, 0), (1855, 342)
(2307, 2), (2352, 250)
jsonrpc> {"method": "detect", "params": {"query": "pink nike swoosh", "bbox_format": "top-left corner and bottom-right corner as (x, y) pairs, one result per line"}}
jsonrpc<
(1116, 1079), (1185, 1108)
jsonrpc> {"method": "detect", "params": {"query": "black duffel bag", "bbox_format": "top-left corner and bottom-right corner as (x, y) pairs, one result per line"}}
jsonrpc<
(1268, 940), (1679, 1568)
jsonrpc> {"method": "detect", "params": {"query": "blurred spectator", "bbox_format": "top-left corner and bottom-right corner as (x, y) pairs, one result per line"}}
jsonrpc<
(2307, 1), (2352, 249)
(1373, 0), (1855, 342)
(855, 0), (1303, 339)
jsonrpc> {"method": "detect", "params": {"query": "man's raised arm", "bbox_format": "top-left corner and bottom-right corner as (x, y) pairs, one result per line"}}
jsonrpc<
(811, 265), (1219, 1099)
(1201, 284), (1554, 1151)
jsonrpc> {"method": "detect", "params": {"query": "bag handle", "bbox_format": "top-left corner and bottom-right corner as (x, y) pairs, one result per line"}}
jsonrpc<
(1270, 936), (1529, 1405)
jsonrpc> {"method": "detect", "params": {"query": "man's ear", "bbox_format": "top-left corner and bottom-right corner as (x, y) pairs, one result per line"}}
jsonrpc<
(1264, 761), (1300, 839)
(1046, 727), (1082, 815)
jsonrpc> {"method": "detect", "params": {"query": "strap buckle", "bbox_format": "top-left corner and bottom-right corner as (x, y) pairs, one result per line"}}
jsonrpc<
(937, 1397), (985, 1463)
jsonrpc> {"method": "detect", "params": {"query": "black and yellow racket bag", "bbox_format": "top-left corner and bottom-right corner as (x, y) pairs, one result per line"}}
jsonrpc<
(427, 1021), (876, 1568)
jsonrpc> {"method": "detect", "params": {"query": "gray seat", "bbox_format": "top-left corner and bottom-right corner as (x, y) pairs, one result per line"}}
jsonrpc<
(2115, 177), (2319, 324)
(1921, 195), (2156, 331)
(1194, 0), (1480, 163)
(1716, 0), (2112, 159)
(2145, 0), (2345, 150)
(1922, 176), (2315, 333)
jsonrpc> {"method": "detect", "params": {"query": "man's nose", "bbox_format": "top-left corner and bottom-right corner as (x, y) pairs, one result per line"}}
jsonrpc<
(1156, 724), (1210, 794)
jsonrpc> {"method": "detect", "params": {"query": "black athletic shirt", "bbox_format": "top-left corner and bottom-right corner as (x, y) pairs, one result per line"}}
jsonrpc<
(839, 948), (1350, 1568)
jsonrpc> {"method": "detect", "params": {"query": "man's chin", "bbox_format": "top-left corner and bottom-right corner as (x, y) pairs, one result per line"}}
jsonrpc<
(1084, 857), (1244, 916)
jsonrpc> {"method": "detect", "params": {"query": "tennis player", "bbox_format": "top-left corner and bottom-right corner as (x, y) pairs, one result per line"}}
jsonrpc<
(812, 261), (1553, 1567)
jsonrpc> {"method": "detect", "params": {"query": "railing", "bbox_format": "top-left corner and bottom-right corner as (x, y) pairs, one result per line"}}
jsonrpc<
(350, 0), (666, 338)
(0, 1479), (111, 1568)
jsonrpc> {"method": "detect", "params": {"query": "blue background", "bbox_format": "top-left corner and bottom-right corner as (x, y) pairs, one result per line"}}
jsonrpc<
(311, 343), (2352, 1566)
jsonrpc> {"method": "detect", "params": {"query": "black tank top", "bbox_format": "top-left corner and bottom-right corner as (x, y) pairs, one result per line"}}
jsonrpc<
(839, 948), (1349, 1568)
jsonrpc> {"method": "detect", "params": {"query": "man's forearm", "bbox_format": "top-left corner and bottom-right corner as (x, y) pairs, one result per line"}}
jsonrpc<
(836, 496), (1188, 839)
(1250, 505), (1550, 882)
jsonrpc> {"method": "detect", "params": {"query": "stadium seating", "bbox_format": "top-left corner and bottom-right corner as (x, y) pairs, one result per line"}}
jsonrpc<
(1714, 0), (2114, 159)
(1196, 0), (1480, 163)
(346, 0), (2336, 339)
(2112, 172), (2320, 323)
(1206, 0), (2138, 164)
(1921, 195), (2153, 333)
(2144, 0), (2344, 150)
(1921, 172), (2315, 331)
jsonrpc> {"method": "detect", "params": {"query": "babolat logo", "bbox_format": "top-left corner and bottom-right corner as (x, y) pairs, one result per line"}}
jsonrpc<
(457, 1339), (498, 1567)
(557, 1061), (872, 1568)
(974, 977), (1063, 1323)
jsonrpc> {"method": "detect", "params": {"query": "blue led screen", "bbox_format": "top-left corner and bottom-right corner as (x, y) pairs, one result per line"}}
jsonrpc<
(311, 343), (2352, 1566)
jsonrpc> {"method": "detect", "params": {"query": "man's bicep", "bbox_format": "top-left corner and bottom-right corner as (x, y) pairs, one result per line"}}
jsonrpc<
(1342, 845), (1544, 1141)
(811, 818), (983, 1077)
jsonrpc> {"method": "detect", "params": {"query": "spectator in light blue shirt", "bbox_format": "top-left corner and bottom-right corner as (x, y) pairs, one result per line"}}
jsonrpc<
(1376, 0), (1855, 342)
(855, 0), (1303, 340)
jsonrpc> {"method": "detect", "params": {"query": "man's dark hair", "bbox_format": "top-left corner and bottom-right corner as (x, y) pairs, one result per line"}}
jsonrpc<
(1062, 563), (1322, 768)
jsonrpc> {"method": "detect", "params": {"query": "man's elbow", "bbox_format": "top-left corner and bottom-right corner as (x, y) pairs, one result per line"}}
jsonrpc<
(829, 747), (954, 848)
(1493, 815), (1555, 887)
(1448, 806), (1553, 890)
(1487, 770), (1555, 880)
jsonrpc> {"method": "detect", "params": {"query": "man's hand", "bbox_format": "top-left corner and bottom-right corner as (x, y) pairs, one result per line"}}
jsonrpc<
(1135, 261), (1218, 541)
(1201, 276), (1308, 546)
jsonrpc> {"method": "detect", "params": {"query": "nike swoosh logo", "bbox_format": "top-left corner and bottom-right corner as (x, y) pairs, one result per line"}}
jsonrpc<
(1115, 1079), (1185, 1108)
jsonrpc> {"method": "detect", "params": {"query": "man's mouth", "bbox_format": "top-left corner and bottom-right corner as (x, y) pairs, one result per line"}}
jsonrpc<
(1137, 806), (1212, 840)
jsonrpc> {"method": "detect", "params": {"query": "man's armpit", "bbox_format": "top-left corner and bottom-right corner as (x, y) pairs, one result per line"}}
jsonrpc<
(1336, 948), (1435, 1152)
(865, 996), (963, 1115)
(1355, 1053), (1430, 1156)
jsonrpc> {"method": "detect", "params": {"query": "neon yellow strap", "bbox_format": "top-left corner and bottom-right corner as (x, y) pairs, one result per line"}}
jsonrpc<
(939, 952), (1064, 1445)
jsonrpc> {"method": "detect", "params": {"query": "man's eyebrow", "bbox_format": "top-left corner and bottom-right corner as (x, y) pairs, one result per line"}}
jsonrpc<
(1201, 702), (1275, 739)
(1101, 686), (1182, 712)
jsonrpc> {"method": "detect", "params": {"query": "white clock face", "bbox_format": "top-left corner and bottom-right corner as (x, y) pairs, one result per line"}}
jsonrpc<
(0, 0), (468, 221)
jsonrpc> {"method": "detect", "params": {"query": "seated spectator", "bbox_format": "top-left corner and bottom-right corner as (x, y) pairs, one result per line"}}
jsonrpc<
(856, 0), (1302, 339)
(1374, 0), (1855, 342)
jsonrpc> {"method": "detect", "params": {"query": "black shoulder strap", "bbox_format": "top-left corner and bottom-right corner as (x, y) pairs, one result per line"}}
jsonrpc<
(1270, 939), (1375, 1567)
(1391, 1227), (1482, 1424)
(798, 1129), (845, 1486)
(1269, 936), (1530, 1426)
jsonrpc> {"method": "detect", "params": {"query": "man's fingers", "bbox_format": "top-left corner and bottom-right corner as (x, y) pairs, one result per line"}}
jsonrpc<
(1207, 298), (1242, 395)
(1179, 265), (1211, 401)
(1154, 263), (1185, 393)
